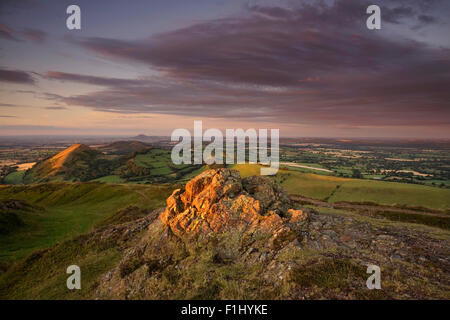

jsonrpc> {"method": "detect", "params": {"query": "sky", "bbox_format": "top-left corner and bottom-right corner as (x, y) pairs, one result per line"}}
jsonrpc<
(0, 0), (449, 138)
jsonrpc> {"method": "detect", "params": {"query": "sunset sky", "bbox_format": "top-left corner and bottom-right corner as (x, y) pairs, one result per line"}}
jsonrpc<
(0, 0), (449, 138)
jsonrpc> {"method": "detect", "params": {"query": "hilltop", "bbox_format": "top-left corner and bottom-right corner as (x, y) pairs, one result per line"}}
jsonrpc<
(1, 168), (448, 299)
(25, 144), (101, 183)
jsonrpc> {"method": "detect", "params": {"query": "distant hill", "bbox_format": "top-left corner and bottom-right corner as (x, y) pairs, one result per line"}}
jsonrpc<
(131, 134), (151, 140)
(128, 134), (168, 143)
(26, 144), (103, 182)
(6, 143), (202, 185)
(100, 141), (149, 154)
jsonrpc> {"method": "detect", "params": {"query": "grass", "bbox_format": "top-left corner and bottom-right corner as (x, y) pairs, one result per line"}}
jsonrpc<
(233, 163), (348, 199)
(329, 179), (450, 210)
(0, 182), (173, 264)
(0, 204), (26, 235)
(132, 149), (205, 182)
(178, 166), (206, 182)
(290, 258), (387, 299)
(232, 163), (263, 177)
(291, 258), (366, 288)
(92, 175), (125, 183)
(134, 149), (176, 171)
(232, 164), (450, 211)
(376, 211), (450, 230)
(95, 206), (152, 228)
(0, 231), (122, 299)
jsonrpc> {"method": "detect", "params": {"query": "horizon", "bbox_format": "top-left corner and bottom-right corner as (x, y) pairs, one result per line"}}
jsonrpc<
(1, 0), (450, 138)
(1, 133), (450, 142)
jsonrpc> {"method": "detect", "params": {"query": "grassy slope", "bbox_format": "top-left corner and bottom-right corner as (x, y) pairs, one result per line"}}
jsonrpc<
(0, 232), (122, 299)
(329, 179), (449, 209)
(0, 182), (173, 263)
(233, 164), (450, 211)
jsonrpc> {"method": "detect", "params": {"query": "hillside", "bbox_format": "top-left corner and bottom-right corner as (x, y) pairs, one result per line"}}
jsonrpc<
(11, 144), (204, 185)
(26, 144), (101, 183)
(0, 182), (174, 265)
(0, 169), (448, 299)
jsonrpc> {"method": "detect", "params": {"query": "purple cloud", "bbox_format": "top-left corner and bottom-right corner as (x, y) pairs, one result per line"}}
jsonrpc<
(44, 71), (144, 87)
(45, 106), (67, 110)
(0, 68), (35, 84)
(22, 28), (46, 43)
(0, 23), (19, 41)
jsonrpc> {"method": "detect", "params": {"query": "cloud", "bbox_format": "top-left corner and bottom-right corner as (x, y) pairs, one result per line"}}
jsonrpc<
(0, 23), (47, 43)
(45, 106), (67, 110)
(48, 0), (449, 128)
(0, 23), (19, 41)
(44, 71), (144, 87)
(383, 5), (414, 24)
(417, 14), (436, 24)
(22, 28), (46, 43)
(0, 68), (35, 84)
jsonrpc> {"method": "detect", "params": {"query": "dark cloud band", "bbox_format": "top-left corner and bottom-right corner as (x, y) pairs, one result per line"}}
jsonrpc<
(44, 0), (450, 128)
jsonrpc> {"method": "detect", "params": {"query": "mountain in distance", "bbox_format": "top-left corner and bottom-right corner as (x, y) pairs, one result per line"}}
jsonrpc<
(127, 134), (169, 143)
(131, 134), (151, 140)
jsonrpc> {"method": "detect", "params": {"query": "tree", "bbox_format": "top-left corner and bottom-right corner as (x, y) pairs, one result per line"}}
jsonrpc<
(352, 168), (363, 179)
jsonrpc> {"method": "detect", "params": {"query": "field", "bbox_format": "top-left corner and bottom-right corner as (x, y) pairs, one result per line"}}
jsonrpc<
(129, 148), (205, 183)
(0, 183), (174, 264)
(233, 164), (450, 211)
(279, 139), (450, 188)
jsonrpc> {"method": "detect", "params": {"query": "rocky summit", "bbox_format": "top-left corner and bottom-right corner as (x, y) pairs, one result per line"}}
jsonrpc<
(160, 168), (307, 239)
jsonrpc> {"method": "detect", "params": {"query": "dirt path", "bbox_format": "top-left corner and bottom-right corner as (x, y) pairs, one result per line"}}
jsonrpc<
(279, 162), (333, 173)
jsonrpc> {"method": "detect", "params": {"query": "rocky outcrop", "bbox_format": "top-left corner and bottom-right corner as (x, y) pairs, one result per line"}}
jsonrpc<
(159, 168), (308, 239)
(90, 169), (450, 300)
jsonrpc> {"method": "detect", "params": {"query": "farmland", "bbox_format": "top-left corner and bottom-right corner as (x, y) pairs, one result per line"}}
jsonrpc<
(233, 164), (450, 211)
